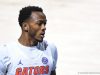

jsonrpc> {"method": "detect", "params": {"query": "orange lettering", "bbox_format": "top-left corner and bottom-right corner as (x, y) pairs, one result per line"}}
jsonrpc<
(16, 65), (49, 75)
(29, 67), (34, 75)
(22, 67), (28, 75)
(16, 68), (22, 75)
(44, 65), (49, 74)
(34, 66), (39, 75)
(39, 66), (44, 74)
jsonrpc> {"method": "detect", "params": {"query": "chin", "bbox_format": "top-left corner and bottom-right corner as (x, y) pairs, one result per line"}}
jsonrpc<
(37, 38), (43, 42)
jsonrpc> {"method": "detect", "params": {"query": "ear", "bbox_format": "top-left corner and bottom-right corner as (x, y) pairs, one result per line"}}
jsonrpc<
(22, 22), (29, 32)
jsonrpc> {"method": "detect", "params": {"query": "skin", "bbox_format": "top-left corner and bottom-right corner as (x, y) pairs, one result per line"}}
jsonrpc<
(18, 12), (46, 46)
(18, 11), (56, 75)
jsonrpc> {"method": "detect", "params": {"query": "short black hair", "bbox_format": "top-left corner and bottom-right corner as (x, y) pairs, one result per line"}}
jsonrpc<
(18, 6), (43, 27)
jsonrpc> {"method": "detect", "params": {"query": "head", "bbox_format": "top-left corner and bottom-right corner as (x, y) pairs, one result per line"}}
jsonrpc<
(18, 6), (47, 42)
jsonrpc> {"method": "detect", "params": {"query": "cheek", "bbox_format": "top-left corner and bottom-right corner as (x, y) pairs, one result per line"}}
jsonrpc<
(30, 23), (40, 31)
(28, 29), (35, 37)
(29, 25), (41, 37)
(35, 29), (41, 36)
(34, 27), (41, 35)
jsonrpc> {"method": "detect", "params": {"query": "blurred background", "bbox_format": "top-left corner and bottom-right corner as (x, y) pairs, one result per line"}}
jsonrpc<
(0, 0), (100, 75)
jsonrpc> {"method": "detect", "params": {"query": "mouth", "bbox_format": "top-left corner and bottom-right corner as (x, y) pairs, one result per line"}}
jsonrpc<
(40, 32), (45, 38)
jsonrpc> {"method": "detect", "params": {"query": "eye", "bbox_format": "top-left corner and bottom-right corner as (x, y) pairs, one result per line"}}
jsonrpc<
(44, 21), (47, 25)
(36, 22), (42, 26)
(36, 21), (47, 26)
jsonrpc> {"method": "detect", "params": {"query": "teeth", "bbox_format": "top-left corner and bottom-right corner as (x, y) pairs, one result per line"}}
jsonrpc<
(41, 35), (44, 38)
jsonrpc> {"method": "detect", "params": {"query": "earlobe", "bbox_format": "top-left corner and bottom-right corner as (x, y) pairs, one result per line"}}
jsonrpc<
(22, 22), (29, 32)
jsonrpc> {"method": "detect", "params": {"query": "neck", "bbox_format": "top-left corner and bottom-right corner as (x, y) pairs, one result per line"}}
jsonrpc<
(18, 32), (38, 47)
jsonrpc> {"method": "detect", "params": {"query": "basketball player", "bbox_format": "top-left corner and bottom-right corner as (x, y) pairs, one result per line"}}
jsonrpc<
(0, 6), (58, 75)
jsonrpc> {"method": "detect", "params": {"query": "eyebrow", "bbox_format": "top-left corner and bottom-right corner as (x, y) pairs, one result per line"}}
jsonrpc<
(34, 19), (47, 22)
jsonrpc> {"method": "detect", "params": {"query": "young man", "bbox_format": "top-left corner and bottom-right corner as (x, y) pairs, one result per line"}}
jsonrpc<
(0, 6), (58, 75)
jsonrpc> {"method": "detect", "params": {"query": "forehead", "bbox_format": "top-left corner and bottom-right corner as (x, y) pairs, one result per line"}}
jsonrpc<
(30, 12), (46, 21)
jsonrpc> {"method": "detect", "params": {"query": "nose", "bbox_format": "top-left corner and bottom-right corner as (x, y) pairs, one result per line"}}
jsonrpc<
(41, 24), (46, 31)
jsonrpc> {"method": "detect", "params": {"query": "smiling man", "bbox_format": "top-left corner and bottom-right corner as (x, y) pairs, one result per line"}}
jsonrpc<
(0, 6), (58, 75)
